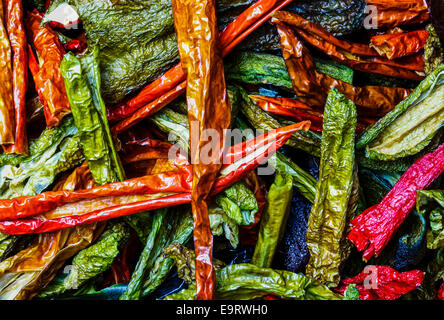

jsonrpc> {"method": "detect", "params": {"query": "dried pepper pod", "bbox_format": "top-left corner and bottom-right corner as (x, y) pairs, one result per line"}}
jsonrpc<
(272, 11), (425, 80)
(0, 123), (309, 235)
(26, 10), (71, 127)
(252, 173), (293, 268)
(0, 1), (14, 145)
(370, 30), (429, 60)
(305, 88), (358, 287)
(348, 143), (444, 261)
(366, 0), (430, 29)
(3, 0), (28, 155)
(272, 20), (412, 118)
(425, 24), (444, 75)
(172, 0), (231, 300)
(416, 190), (444, 249)
(356, 64), (444, 161)
(335, 265), (425, 300)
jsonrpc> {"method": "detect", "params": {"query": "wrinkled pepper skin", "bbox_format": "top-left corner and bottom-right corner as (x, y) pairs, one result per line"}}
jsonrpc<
(25, 10), (71, 127)
(109, 0), (292, 133)
(0, 123), (308, 235)
(366, 0), (430, 29)
(348, 143), (444, 261)
(370, 30), (429, 60)
(252, 173), (293, 268)
(335, 265), (425, 300)
(3, 0), (28, 155)
(172, 0), (232, 300)
(0, 0), (14, 145)
(272, 11), (425, 80)
(272, 19), (412, 118)
(305, 88), (357, 287)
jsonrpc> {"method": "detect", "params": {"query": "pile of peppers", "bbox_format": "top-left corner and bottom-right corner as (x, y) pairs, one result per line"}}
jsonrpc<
(0, 0), (442, 302)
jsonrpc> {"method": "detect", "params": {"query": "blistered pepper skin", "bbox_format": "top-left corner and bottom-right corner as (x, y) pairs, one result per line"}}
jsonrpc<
(348, 143), (444, 261)
(3, 0), (28, 155)
(26, 10), (71, 127)
(273, 20), (412, 118)
(335, 265), (425, 300)
(371, 30), (429, 60)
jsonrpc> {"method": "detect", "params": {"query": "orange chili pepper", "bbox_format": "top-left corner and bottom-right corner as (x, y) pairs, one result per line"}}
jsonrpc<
(370, 30), (429, 60)
(26, 10), (71, 127)
(272, 20), (412, 117)
(271, 11), (425, 80)
(366, 0), (430, 29)
(2, 0), (28, 155)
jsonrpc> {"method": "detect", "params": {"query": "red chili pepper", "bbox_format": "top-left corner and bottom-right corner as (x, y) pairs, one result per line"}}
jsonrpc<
(0, 122), (309, 235)
(45, 0), (51, 11)
(3, 0), (28, 155)
(366, 0), (430, 29)
(26, 10), (71, 127)
(438, 283), (444, 300)
(370, 30), (429, 60)
(335, 265), (424, 300)
(63, 39), (87, 54)
(271, 11), (425, 80)
(348, 143), (444, 261)
(108, 0), (294, 130)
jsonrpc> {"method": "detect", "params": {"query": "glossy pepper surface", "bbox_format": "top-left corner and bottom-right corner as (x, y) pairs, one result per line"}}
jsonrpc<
(3, 0), (28, 155)
(26, 10), (71, 127)
(370, 30), (429, 60)
(272, 19), (412, 118)
(348, 143), (444, 261)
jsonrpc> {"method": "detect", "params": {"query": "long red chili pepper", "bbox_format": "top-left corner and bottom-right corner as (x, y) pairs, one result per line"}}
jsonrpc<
(0, 122), (309, 235)
(26, 10), (71, 127)
(348, 143), (444, 261)
(370, 30), (429, 60)
(3, 0), (28, 155)
(271, 11), (425, 80)
(335, 265), (424, 300)
(108, 0), (294, 130)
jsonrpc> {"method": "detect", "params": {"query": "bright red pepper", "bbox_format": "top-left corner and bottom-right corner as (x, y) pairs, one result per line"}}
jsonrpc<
(335, 265), (424, 300)
(108, 0), (294, 132)
(63, 39), (87, 54)
(348, 143), (444, 261)
(370, 30), (429, 60)
(0, 122), (309, 235)
(3, 0), (28, 155)
(438, 283), (444, 300)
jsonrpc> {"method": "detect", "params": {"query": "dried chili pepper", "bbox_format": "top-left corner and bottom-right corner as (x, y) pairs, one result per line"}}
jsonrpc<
(370, 30), (429, 60)
(272, 19), (412, 117)
(3, 0), (28, 155)
(0, 123), (308, 235)
(348, 143), (444, 261)
(108, 0), (293, 132)
(26, 10), (71, 127)
(172, 0), (232, 300)
(0, 1), (14, 145)
(366, 0), (430, 29)
(272, 11), (425, 80)
(335, 265), (425, 300)
(439, 283), (444, 300)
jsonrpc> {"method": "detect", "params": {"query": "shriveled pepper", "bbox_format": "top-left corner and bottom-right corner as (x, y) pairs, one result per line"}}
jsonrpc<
(370, 30), (429, 60)
(0, 123), (309, 235)
(0, 1), (14, 145)
(335, 265), (425, 300)
(26, 10), (71, 127)
(172, 0), (232, 300)
(366, 0), (430, 29)
(3, 0), (28, 155)
(272, 19), (412, 117)
(348, 143), (444, 261)
(109, 0), (294, 133)
(272, 11), (425, 80)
